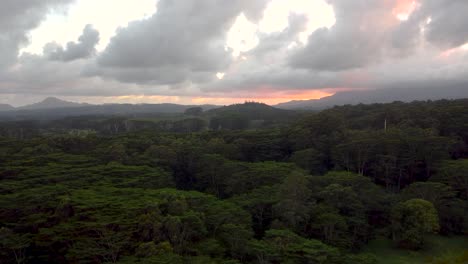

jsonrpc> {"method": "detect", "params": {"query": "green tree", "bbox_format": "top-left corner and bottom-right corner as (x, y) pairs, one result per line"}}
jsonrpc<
(250, 229), (339, 264)
(401, 182), (465, 235)
(231, 186), (279, 237)
(391, 199), (439, 249)
(290, 148), (327, 175)
(432, 159), (468, 200)
(184, 107), (203, 116)
(274, 172), (312, 233)
(0, 227), (31, 264)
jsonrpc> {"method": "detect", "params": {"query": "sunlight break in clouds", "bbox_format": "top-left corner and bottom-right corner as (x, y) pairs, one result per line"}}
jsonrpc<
(226, 13), (260, 57)
(216, 72), (226, 80)
(2, 0), (468, 107)
(259, 0), (335, 43)
(393, 0), (417, 21)
(191, 89), (333, 106)
(226, 0), (335, 57)
(22, 0), (157, 54)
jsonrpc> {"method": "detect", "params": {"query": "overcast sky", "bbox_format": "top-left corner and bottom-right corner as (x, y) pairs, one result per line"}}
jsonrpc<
(1, 0), (467, 106)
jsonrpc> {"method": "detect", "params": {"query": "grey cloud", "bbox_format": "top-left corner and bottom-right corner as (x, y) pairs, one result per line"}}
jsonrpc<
(203, 48), (468, 97)
(289, 0), (468, 72)
(199, 0), (468, 94)
(290, 27), (376, 71)
(1, 0), (468, 104)
(390, 18), (421, 56)
(199, 14), (329, 93)
(45, 24), (100, 61)
(0, 0), (73, 69)
(0, 52), (210, 98)
(84, 63), (215, 86)
(289, 0), (395, 71)
(0, 53), (87, 95)
(413, 0), (468, 49)
(95, 0), (268, 84)
(368, 50), (468, 90)
(391, 0), (468, 52)
(248, 14), (308, 59)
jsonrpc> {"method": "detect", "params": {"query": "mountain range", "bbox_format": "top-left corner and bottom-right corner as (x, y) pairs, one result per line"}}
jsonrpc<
(274, 86), (468, 109)
(1, 84), (467, 117)
(0, 97), (218, 119)
(0, 97), (87, 111)
(0, 104), (15, 111)
(18, 97), (90, 110)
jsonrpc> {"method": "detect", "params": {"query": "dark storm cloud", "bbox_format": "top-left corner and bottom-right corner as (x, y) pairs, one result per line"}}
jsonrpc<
(289, 0), (395, 71)
(95, 0), (268, 84)
(289, 0), (468, 72)
(0, 0), (73, 69)
(1, 0), (468, 103)
(201, 14), (348, 93)
(202, 0), (468, 95)
(45, 24), (100, 61)
(409, 0), (468, 49)
(390, 0), (468, 55)
(250, 14), (308, 59)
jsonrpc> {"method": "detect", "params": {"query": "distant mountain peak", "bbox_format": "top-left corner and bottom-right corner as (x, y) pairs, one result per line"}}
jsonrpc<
(275, 86), (468, 110)
(19, 97), (89, 110)
(42, 97), (66, 103)
(0, 104), (15, 112)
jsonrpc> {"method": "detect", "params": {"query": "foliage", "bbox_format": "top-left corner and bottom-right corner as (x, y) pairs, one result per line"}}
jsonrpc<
(391, 199), (440, 249)
(0, 99), (467, 262)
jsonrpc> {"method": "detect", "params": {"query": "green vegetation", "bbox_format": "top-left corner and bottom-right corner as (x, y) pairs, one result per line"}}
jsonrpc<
(391, 199), (439, 249)
(365, 236), (468, 264)
(0, 99), (467, 263)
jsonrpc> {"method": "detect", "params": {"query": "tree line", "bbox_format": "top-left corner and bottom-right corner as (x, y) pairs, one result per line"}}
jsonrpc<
(0, 99), (467, 263)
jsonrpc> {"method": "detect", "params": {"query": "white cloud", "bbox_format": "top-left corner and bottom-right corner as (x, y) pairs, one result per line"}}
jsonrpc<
(21, 0), (157, 54)
(216, 72), (225, 80)
(226, 13), (259, 57)
(259, 0), (335, 43)
(1, 0), (468, 106)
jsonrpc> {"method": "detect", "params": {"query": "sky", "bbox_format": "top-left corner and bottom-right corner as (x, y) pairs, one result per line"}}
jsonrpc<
(0, 0), (467, 106)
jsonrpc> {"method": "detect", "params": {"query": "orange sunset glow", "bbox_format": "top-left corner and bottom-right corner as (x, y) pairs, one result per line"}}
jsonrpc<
(439, 43), (468, 59)
(4, 1), (468, 262)
(191, 90), (334, 105)
(2, 0), (467, 107)
(74, 90), (334, 106)
(393, 0), (417, 20)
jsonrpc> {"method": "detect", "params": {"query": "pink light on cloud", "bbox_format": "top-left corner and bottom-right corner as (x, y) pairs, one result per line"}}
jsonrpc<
(393, 0), (417, 20)
(340, 70), (372, 87)
(66, 90), (335, 106)
(438, 42), (468, 59)
(192, 89), (334, 105)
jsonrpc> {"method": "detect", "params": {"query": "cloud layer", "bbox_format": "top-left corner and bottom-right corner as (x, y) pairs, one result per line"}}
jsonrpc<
(0, 0), (73, 69)
(45, 24), (100, 61)
(0, 0), (467, 106)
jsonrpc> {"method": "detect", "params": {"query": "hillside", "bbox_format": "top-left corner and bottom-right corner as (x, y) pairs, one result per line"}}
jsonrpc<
(0, 101), (219, 120)
(275, 86), (468, 110)
(206, 102), (298, 120)
(18, 97), (90, 110)
(0, 104), (14, 111)
(0, 99), (466, 263)
(205, 102), (300, 130)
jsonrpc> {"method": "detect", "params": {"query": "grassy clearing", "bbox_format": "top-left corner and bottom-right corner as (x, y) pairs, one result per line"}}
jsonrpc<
(364, 235), (468, 264)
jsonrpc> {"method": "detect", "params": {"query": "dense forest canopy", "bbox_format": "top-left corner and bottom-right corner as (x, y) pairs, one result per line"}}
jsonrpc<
(0, 99), (467, 263)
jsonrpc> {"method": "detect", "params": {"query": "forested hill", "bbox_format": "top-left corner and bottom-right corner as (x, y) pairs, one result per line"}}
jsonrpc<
(0, 99), (467, 263)
(0, 101), (219, 120)
(205, 102), (300, 129)
(0, 102), (300, 136)
(206, 102), (296, 119)
(0, 104), (14, 111)
(275, 86), (468, 110)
